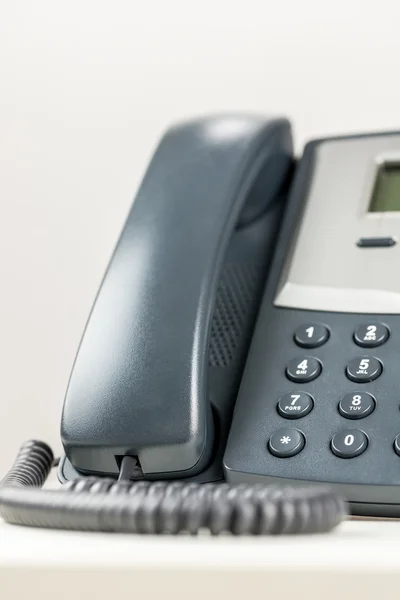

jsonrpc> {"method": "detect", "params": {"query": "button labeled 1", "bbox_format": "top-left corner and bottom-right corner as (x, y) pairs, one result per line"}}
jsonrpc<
(294, 323), (329, 348)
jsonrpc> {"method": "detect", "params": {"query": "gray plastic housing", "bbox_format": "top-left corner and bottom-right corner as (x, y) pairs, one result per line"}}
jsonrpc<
(223, 131), (400, 517)
(61, 115), (293, 478)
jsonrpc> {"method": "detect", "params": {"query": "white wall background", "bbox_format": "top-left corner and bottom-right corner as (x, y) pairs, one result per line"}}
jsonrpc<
(0, 0), (399, 474)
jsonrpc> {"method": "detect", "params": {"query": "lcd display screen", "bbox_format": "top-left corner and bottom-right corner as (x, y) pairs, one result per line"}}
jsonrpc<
(369, 162), (400, 212)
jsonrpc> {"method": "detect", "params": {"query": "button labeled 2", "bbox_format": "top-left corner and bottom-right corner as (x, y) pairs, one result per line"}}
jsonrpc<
(354, 323), (389, 348)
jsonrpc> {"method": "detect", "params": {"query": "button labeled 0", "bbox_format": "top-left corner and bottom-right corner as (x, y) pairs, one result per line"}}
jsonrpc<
(331, 429), (368, 458)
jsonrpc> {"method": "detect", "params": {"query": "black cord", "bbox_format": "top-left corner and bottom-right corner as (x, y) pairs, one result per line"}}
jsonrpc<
(0, 440), (347, 535)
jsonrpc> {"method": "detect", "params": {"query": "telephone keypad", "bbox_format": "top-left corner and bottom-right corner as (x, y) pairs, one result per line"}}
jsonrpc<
(224, 306), (400, 509)
(294, 323), (329, 348)
(277, 392), (314, 419)
(346, 356), (382, 382)
(354, 323), (389, 348)
(338, 392), (375, 419)
(330, 430), (368, 458)
(286, 357), (322, 382)
(268, 428), (305, 458)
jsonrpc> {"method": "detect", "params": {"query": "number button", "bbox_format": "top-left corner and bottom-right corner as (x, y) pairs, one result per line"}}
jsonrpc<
(286, 357), (322, 382)
(294, 323), (330, 348)
(394, 435), (400, 456)
(331, 430), (368, 458)
(277, 392), (314, 419)
(268, 428), (305, 457)
(354, 323), (389, 348)
(338, 392), (375, 419)
(346, 356), (382, 382)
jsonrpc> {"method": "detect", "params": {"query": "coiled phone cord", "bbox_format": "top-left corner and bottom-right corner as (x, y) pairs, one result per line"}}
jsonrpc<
(0, 440), (347, 535)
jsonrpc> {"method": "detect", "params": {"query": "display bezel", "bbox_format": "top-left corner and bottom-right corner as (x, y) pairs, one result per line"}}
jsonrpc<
(369, 159), (400, 213)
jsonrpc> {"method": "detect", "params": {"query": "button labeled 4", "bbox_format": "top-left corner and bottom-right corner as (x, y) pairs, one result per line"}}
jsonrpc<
(286, 357), (322, 383)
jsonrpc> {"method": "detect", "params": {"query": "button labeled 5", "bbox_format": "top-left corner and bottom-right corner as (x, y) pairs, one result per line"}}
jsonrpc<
(346, 356), (382, 382)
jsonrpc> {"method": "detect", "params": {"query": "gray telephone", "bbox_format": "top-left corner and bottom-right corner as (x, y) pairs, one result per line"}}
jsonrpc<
(3, 114), (400, 535)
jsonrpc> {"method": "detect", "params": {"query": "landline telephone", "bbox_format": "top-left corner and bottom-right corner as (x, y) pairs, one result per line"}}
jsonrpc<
(3, 113), (400, 535)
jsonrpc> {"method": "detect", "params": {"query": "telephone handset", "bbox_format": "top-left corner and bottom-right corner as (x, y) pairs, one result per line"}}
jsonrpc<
(60, 115), (293, 481)
(16, 113), (400, 534)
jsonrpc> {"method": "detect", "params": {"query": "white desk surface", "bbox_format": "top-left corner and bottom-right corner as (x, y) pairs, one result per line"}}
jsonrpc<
(1, 518), (400, 598)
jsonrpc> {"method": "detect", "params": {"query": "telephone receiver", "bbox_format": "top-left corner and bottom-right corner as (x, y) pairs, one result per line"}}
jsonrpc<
(60, 114), (293, 483)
